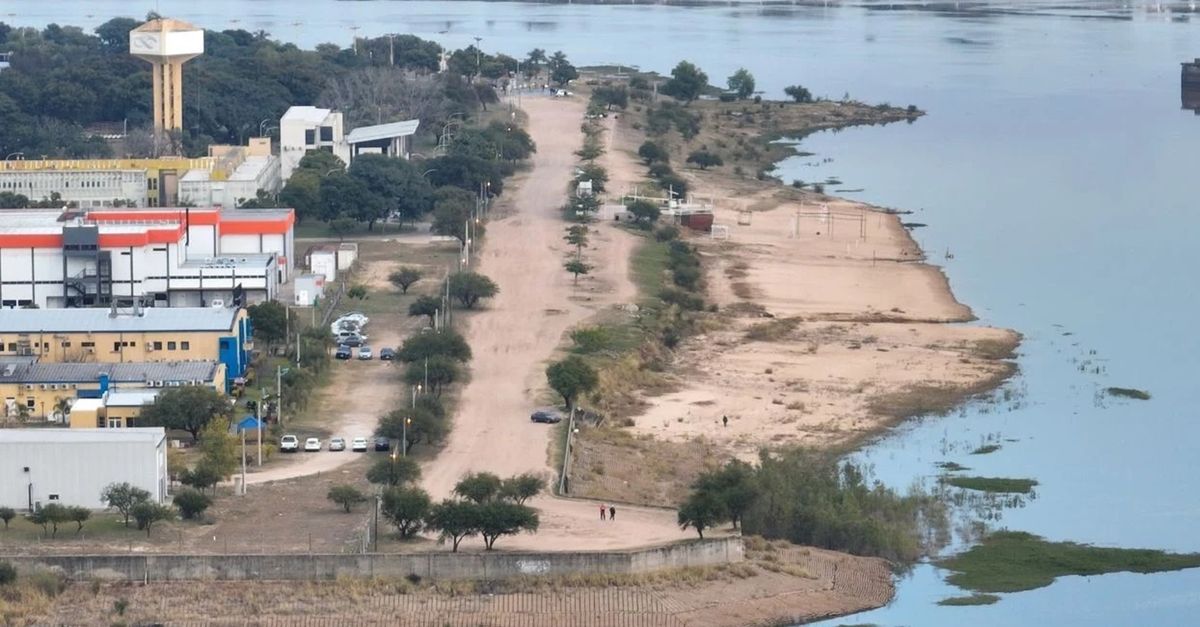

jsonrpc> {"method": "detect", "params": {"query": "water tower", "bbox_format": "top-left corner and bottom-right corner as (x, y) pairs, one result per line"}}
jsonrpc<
(129, 18), (204, 133)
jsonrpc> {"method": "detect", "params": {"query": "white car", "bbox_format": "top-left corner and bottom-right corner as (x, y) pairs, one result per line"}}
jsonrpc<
(351, 437), (369, 452)
(280, 435), (299, 453)
(329, 437), (346, 452)
(304, 437), (321, 452)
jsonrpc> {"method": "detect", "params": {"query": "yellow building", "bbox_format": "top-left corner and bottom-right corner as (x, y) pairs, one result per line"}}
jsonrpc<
(0, 306), (251, 389)
(0, 359), (224, 424)
(0, 156), (215, 207)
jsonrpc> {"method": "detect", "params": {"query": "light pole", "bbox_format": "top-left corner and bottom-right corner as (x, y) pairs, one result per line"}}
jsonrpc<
(473, 36), (482, 75)
(258, 118), (271, 137)
(4, 152), (23, 161)
(412, 384), (421, 409)
(421, 168), (438, 180)
(401, 416), (412, 457)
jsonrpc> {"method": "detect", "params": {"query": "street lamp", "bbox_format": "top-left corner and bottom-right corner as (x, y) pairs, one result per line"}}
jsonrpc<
(258, 118), (271, 137)
(421, 168), (438, 179)
(401, 416), (412, 457)
(4, 152), (23, 161)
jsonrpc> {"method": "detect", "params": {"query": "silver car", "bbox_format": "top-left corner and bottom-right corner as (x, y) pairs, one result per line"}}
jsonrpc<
(328, 437), (346, 452)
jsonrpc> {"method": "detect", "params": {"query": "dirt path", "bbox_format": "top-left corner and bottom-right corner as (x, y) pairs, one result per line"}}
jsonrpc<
(246, 261), (404, 485)
(421, 95), (693, 550)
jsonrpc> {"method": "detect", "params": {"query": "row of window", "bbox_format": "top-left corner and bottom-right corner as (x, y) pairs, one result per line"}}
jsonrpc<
(1, 339), (191, 352)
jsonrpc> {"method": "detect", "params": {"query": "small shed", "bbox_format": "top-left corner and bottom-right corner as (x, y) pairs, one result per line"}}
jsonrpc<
(337, 242), (358, 271)
(294, 273), (326, 306)
(307, 246), (337, 281)
(235, 416), (266, 433)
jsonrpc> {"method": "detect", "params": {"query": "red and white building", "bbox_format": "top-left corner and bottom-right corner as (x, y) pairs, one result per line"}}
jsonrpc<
(0, 207), (294, 309)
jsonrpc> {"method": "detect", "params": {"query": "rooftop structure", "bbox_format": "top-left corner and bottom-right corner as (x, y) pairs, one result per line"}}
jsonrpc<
(129, 18), (205, 134)
(280, 106), (350, 181)
(346, 119), (420, 161)
(0, 306), (239, 334)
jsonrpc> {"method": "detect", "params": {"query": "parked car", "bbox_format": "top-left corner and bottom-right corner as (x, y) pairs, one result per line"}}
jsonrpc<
(335, 345), (352, 360)
(358, 346), (373, 360)
(379, 347), (396, 361)
(530, 410), (563, 424)
(304, 437), (321, 452)
(373, 437), (391, 452)
(329, 437), (346, 452)
(351, 437), (369, 452)
(341, 335), (365, 347)
(280, 434), (300, 452)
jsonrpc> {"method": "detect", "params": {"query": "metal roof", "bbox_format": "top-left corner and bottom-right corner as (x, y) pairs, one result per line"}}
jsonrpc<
(0, 427), (165, 445)
(0, 306), (238, 333)
(281, 106), (335, 125)
(0, 361), (219, 385)
(346, 120), (420, 144)
(105, 390), (162, 407)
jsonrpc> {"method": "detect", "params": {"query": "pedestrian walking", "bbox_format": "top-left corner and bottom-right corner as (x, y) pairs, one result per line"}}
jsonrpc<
(722, 415), (729, 428)
(609, 505), (616, 521)
(600, 504), (607, 521)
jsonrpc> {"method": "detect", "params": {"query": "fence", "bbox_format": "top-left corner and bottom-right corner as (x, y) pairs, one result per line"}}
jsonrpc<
(3, 537), (743, 582)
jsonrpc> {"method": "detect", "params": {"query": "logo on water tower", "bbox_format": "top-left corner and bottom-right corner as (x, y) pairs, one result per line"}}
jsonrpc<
(131, 34), (160, 53)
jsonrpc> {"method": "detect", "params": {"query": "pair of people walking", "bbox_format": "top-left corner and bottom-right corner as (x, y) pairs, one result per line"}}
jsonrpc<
(600, 504), (616, 521)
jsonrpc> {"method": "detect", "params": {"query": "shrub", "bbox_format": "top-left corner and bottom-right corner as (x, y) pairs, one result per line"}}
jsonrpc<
(637, 141), (669, 165)
(0, 506), (15, 529)
(0, 561), (15, 586)
(672, 265), (703, 290)
(173, 488), (213, 520)
(327, 485), (368, 513)
(655, 225), (680, 242)
(686, 150), (723, 170)
(659, 287), (705, 311)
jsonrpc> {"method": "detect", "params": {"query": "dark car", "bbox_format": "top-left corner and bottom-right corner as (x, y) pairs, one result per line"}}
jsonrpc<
(339, 335), (364, 347)
(530, 410), (563, 424)
(379, 347), (396, 361)
(335, 345), (352, 360)
(373, 437), (391, 452)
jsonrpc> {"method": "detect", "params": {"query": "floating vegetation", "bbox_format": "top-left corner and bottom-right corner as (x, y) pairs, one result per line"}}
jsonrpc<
(1106, 387), (1150, 401)
(936, 461), (970, 472)
(942, 476), (1038, 494)
(937, 593), (1000, 606)
(938, 531), (1200, 593)
(970, 444), (1001, 455)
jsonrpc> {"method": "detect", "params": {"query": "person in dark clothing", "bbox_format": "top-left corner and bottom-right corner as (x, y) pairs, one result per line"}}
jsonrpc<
(609, 505), (616, 521)
(722, 415), (729, 427)
(600, 504), (607, 520)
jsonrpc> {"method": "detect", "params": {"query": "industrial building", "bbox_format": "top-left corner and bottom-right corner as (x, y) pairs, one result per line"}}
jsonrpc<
(0, 428), (168, 510)
(0, 205), (294, 308)
(178, 138), (282, 208)
(0, 156), (215, 208)
(0, 306), (250, 389)
(279, 106), (419, 182)
(0, 358), (224, 423)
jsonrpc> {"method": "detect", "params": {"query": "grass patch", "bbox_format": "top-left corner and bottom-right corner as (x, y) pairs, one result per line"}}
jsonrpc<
(1106, 387), (1151, 400)
(937, 593), (1000, 606)
(942, 476), (1037, 494)
(935, 461), (970, 472)
(629, 236), (670, 305)
(939, 530), (1200, 593)
(970, 444), (1001, 455)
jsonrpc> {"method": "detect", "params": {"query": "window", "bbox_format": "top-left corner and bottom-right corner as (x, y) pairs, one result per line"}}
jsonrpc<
(319, 126), (333, 142)
(6, 343), (14, 352)
(181, 341), (191, 350)
(129, 342), (136, 347)
(81, 341), (95, 348)
(107, 418), (123, 428)
(153, 341), (163, 350)
(113, 341), (121, 352)
(25, 398), (35, 409)
(61, 341), (71, 348)
(304, 129), (315, 145)
(168, 341), (177, 350)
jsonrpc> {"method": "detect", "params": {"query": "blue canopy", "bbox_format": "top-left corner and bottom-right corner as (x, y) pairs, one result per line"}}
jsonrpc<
(235, 416), (265, 433)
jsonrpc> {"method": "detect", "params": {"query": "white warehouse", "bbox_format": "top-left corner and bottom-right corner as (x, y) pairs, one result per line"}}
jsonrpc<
(0, 427), (168, 510)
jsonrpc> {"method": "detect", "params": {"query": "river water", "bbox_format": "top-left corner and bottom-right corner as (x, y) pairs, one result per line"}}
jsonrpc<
(4, 1), (1199, 623)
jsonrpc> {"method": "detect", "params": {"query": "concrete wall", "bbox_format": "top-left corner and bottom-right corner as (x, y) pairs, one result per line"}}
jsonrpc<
(2, 537), (743, 582)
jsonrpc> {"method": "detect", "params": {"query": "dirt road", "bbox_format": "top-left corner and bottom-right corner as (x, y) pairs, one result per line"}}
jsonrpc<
(421, 95), (693, 549)
(246, 259), (405, 485)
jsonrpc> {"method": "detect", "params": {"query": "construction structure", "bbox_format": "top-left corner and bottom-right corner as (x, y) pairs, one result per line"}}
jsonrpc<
(0, 428), (168, 510)
(129, 18), (204, 134)
(0, 206), (294, 308)
(279, 106), (419, 182)
(179, 138), (282, 208)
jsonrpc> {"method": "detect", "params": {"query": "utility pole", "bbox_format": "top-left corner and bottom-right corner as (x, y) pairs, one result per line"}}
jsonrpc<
(240, 428), (247, 496)
(255, 389), (262, 467)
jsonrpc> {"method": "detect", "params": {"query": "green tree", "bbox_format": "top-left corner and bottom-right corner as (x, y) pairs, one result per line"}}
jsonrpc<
(0, 506), (15, 530)
(477, 502), (539, 550)
(389, 267), (423, 294)
(178, 464), (221, 494)
(545, 356), (598, 410)
(408, 294), (441, 326)
(430, 186), (478, 245)
(426, 500), (480, 552)
(726, 68), (756, 100)
(366, 456), (422, 487)
(27, 504), (70, 538)
(637, 141), (669, 165)
(397, 329), (472, 363)
(692, 460), (758, 530)
(278, 170), (322, 223)
(195, 420), (239, 481)
(131, 502), (175, 537)
(247, 300), (288, 347)
(172, 488), (213, 521)
(347, 285), (368, 300)
(564, 259), (591, 285)
(381, 485), (432, 539)
(296, 149), (347, 175)
(328, 213), (359, 241)
(564, 225), (589, 252)
(592, 85), (629, 110)
(678, 490), (724, 539)
(449, 271), (499, 309)
(499, 473), (546, 505)
(405, 356), (458, 397)
(453, 472), (503, 504)
(626, 200), (661, 225)
(686, 150), (723, 170)
(784, 85), (814, 104)
(574, 163), (608, 193)
(663, 61), (709, 103)
(319, 172), (385, 227)
(137, 386), (231, 442)
(375, 399), (447, 451)
(237, 189), (277, 209)
(101, 482), (152, 527)
(349, 154), (434, 225)
(547, 51), (578, 87)
(67, 506), (90, 534)
(0, 561), (14, 585)
(327, 485), (368, 513)
(525, 48), (548, 77)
